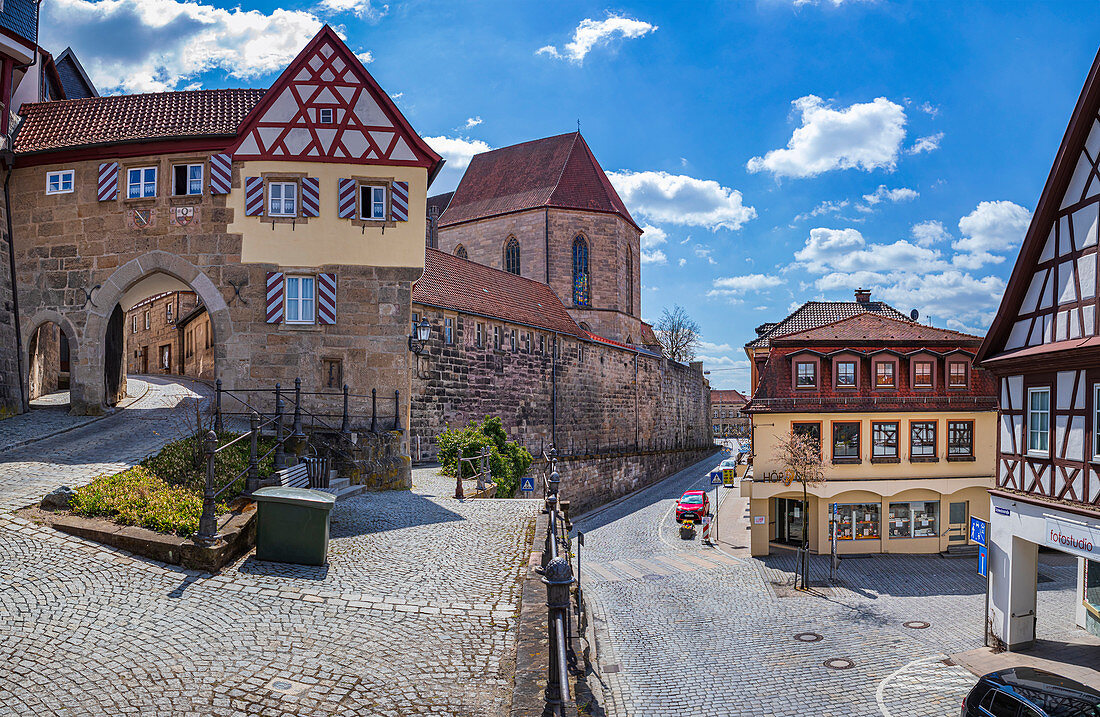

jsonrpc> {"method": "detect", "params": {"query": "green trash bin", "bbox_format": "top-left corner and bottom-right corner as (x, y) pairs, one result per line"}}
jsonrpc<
(252, 486), (336, 565)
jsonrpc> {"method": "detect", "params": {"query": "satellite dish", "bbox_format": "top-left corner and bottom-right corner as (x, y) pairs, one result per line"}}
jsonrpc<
(910, 309), (919, 321)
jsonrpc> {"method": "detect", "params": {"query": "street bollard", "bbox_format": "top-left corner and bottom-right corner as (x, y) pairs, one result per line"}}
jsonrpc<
(195, 430), (219, 545)
(214, 378), (223, 433)
(543, 556), (574, 708)
(455, 448), (464, 500)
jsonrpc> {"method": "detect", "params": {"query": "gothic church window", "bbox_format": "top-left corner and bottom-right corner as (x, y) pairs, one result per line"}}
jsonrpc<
(505, 237), (521, 275)
(455, 244), (468, 260)
(573, 236), (590, 307)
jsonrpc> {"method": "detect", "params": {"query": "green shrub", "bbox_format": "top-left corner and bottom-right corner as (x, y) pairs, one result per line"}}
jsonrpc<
(437, 416), (532, 497)
(70, 431), (277, 537)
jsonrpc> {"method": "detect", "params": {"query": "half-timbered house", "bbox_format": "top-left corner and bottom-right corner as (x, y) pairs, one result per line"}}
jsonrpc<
(977, 46), (1100, 648)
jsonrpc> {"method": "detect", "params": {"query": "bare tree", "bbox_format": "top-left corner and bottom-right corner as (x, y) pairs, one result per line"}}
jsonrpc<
(775, 430), (826, 590)
(654, 305), (700, 362)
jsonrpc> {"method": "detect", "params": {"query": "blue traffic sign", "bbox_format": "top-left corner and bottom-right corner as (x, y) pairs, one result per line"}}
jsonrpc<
(520, 475), (535, 492)
(710, 471), (723, 485)
(970, 517), (987, 547)
(977, 545), (988, 577)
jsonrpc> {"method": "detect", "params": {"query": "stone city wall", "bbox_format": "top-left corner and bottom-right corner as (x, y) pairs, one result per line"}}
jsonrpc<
(409, 304), (712, 472)
(0, 199), (22, 417)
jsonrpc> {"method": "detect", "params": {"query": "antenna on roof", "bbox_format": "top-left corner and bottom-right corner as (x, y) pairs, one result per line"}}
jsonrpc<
(910, 309), (919, 322)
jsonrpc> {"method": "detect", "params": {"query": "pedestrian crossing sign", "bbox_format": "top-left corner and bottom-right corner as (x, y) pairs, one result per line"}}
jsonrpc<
(521, 475), (534, 492)
(710, 471), (723, 485)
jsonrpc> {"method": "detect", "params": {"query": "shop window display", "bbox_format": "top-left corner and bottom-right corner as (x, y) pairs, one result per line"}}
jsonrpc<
(834, 503), (880, 540)
(888, 501), (939, 538)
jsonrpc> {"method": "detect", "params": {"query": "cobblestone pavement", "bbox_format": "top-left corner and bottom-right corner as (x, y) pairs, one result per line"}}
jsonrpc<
(573, 457), (1084, 717)
(0, 377), (541, 716)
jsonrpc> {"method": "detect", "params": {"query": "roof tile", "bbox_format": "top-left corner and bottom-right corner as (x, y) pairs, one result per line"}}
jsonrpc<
(745, 300), (911, 349)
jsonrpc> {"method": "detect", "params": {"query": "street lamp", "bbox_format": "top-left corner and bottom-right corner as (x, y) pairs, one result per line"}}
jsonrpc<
(408, 318), (431, 355)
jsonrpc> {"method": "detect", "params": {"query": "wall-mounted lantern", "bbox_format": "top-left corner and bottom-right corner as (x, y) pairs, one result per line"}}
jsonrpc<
(408, 318), (431, 355)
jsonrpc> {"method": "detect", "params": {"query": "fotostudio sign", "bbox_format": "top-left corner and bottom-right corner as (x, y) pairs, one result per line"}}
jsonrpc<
(1045, 517), (1100, 559)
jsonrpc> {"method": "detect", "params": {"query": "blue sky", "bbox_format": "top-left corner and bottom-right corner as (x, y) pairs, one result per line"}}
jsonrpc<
(43, 0), (1100, 392)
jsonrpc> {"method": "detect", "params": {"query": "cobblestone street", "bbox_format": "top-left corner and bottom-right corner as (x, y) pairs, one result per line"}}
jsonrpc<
(574, 456), (1086, 717)
(0, 376), (540, 716)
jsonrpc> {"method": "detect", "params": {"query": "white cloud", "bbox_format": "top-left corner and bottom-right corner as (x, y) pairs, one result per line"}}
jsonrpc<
(862, 185), (918, 205)
(908, 132), (944, 155)
(317, 0), (388, 21)
(918, 102), (940, 118)
(424, 136), (493, 193)
(678, 258), (687, 267)
(911, 220), (950, 247)
(747, 95), (907, 178)
(640, 224), (667, 250)
(44, 0), (327, 93)
(793, 198), (849, 222)
(708, 274), (784, 298)
(642, 249), (668, 265)
(464, 116), (483, 129)
(537, 14), (656, 63)
(794, 227), (945, 274)
(792, 0), (877, 6)
(356, 50), (374, 64)
(952, 200), (1032, 267)
(606, 170), (757, 231)
(699, 340), (736, 353)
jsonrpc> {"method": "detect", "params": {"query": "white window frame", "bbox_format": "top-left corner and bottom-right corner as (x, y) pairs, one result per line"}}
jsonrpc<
(127, 166), (157, 199)
(359, 184), (388, 221)
(132, 314), (137, 333)
(172, 163), (204, 196)
(46, 170), (74, 195)
(144, 310), (150, 330)
(476, 322), (484, 348)
(836, 360), (856, 388)
(319, 107), (334, 124)
(268, 181), (298, 217)
(1093, 384), (1100, 460)
(444, 317), (454, 345)
(795, 361), (816, 388)
(284, 275), (316, 324)
(1027, 387), (1050, 456)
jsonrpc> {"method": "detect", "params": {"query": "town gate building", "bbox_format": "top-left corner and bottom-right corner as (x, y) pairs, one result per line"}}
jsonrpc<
(10, 27), (441, 436)
(978, 46), (1100, 648)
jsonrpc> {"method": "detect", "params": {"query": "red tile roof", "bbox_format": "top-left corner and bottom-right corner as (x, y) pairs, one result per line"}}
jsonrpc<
(711, 389), (747, 404)
(14, 89), (267, 154)
(772, 313), (983, 345)
(746, 300), (912, 349)
(413, 249), (585, 338)
(438, 132), (640, 230)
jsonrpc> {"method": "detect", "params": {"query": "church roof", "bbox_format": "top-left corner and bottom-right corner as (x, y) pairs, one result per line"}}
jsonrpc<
(14, 88), (266, 154)
(438, 132), (640, 230)
(772, 313), (982, 345)
(413, 249), (586, 339)
(746, 297), (911, 349)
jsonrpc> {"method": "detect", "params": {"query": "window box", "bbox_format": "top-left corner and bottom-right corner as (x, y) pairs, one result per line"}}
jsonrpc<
(946, 455), (976, 462)
(870, 456), (901, 464)
(832, 457), (862, 465)
(910, 456), (939, 463)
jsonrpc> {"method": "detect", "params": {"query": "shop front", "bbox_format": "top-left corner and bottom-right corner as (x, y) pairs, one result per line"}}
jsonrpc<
(989, 491), (1100, 649)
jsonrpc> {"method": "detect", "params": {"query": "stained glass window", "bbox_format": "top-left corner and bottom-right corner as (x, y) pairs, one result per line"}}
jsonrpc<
(573, 236), (590, 307)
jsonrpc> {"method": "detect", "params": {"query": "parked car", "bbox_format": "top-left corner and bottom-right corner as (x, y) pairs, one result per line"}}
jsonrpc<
(719, 458), (738, 471)
(962, 667), (1100, 716)
(675, 490), (709, 523)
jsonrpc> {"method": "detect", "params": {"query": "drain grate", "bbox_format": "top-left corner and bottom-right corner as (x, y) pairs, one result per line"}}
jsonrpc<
(903, 621), (930, 629)
(265, 677), (311, 696)
(823, 658), (854, 670)
(793, 632), (823, 642)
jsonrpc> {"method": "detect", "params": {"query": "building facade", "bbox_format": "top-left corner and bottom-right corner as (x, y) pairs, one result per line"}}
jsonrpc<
(977, 47), (1100, 647)
(432, 133), (644, 345)
(123, 291), (200, 376)
(711, 389), (748, 439)
(11, 25), (440, 446)
(744, 312), (997, 557)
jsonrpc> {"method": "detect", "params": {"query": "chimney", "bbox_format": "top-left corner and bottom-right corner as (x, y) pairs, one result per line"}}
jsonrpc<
(854, 288), (871, 303)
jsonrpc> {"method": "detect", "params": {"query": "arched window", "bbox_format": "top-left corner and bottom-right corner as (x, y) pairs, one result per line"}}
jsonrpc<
(504, 237), (520, 275)
(626, 248), (634, 314)
(572, 236), (590, 307)
(454, 244), (468, 260)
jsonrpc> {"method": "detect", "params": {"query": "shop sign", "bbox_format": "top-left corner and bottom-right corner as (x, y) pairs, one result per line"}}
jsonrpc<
(994, 506), (1011, 516)
(1045, 518), (1100, 559)
(753, 516), (766, 525)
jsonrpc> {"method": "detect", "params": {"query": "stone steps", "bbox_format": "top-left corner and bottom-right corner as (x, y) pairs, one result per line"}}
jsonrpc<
(315, 472), (367, 501)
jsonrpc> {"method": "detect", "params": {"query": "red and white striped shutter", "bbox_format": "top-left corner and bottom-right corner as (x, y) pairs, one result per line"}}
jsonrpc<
(97, 162), (118, 201)
(265, 271), (284, 323)
(337, 178), (356, 218)
(209, 153), (232, 194)
(391, 180), (409, 221)
(317, 272), (337, 325)
(301, 177), (320, 217)
(244, 177), (265, 216)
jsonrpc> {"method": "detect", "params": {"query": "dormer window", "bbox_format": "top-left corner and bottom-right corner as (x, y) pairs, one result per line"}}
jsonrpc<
(914, 361), (933, 389)
(948, 361), (969, 388)
(836, 360), (856, 389)
(875, 361), (896, 389)
(795, 361), (817, 388)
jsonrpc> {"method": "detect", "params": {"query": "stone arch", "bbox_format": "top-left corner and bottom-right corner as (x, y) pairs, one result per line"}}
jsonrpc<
(22, 309), (81, 408)
(77, 251), (232, 413)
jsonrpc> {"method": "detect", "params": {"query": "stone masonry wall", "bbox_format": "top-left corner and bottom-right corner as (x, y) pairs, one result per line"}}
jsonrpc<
(27, 321), (59, 400)
(125, 291), (198, 376)
(409, 304), (711, 464)
(12, 152), (415, 424)
(0, 194), (22, 417)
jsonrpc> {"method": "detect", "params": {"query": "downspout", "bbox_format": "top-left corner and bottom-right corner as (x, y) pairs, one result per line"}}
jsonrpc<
(544, 209), (550, 286)
(551, 331), (557, 448)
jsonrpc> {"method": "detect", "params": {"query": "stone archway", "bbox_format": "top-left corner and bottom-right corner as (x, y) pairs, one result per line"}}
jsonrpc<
(76, 251), (232, 414)
(22, 309), (81, 409)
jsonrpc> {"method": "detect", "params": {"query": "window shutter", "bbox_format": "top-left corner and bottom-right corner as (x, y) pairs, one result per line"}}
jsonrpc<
(391, 180), (409, 221)
(301, 176), (320, 217)
(97, 162), (118, 201)
(245, 176), (264, 216)
(209, 153), (232, 194)
(265, 271), (284, 323)
(317, 272), (337, 325)
(338, 178), (356, 218)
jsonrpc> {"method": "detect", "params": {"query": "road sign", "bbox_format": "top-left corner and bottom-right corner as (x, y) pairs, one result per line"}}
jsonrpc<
(710, 471), (723, 485)
(520, 475), (535, 492)
(970, 517), (987, 547)
(977, 545), (988, 577)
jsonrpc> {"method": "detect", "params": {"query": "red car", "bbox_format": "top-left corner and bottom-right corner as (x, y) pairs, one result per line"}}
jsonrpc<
(675, 490), (709, 523)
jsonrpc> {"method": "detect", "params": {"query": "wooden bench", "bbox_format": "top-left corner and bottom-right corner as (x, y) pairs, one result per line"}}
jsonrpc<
(303, 456), (330, 489)
(276, 463), (309, 489)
